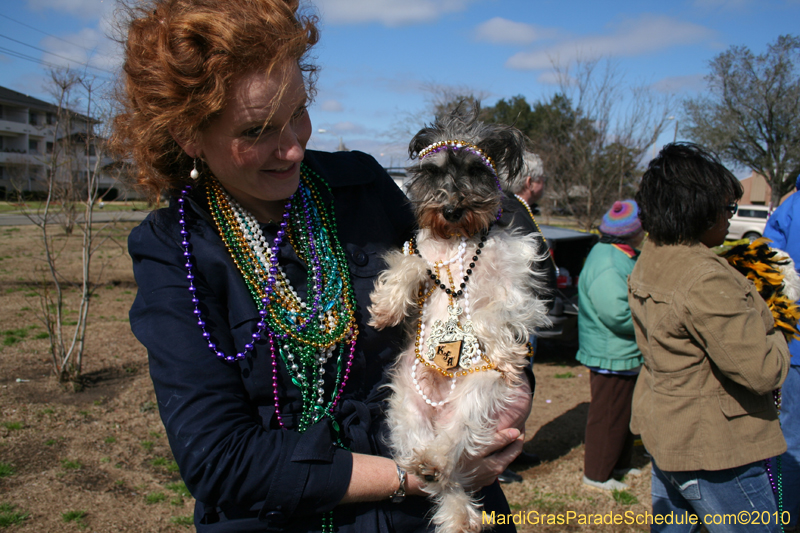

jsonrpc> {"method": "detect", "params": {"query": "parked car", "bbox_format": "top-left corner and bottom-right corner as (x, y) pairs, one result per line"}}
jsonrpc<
(726, 205), (770, 242)
(536, 225), (599, 349)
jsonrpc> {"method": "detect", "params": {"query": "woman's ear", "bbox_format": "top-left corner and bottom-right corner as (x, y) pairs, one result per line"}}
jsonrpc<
(170, 128), (202, 159)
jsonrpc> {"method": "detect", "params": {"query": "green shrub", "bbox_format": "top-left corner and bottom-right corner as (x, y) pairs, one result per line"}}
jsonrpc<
(60, 459), (81, 470)
(166, 481), (191, 498)
(612, 489), (638, 505)
(170, 515), (193, 526)
(61, 510), (86, 526)
(0, 463), (15, 478)
(0, 503), (29, 527)
(144, 492), (166, 505)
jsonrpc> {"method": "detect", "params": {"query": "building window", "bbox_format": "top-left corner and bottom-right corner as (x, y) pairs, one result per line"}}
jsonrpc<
(29, 113), (38, 126)
(29, 139), (38, 153)
(47, 142), (54, 154)
(47, 113), (55, 125)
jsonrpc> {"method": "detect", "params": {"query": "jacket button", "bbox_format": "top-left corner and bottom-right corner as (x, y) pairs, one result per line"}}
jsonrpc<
(262, 510), (287, 524)
(352, 249), (368, 266)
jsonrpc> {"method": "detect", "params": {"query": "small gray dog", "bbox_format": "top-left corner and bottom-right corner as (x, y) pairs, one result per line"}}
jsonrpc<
(368, 105), (550, 533)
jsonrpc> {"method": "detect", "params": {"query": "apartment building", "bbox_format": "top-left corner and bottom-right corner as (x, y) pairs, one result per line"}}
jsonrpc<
(0, 85), (132, 200)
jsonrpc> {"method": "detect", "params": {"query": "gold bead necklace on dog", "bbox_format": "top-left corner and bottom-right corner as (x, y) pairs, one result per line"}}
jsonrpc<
(417, 140), (498, 177)
(405, 233), (498, 406)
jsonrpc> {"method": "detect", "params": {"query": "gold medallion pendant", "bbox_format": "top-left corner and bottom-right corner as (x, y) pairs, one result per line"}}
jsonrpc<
(426, 305), (480, 373)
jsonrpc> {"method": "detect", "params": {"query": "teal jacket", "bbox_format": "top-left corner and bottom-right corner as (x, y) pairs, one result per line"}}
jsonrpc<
(576, 241), (643, 371)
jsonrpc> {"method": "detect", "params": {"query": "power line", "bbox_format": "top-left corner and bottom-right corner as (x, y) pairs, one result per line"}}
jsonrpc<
(0, 33), (114, 75)
(0, 13), (93, 53)
(0, 45), (113, 82)
(0, 45), (63, 70)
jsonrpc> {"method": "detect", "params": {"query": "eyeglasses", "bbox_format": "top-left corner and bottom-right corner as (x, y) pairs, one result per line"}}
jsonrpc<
(725, 203), (738, 216)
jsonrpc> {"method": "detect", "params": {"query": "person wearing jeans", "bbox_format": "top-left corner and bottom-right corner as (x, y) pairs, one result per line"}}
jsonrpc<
(763, 173), (800, 530)
(651, 462), (782, 533)
(629, 143), (790, 533)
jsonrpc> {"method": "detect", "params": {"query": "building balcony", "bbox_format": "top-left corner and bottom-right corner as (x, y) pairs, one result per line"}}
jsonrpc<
(0, 151), (48, 166)
(0, 118), (56, 138)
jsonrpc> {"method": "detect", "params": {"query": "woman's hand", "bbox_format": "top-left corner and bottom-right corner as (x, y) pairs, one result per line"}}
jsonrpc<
(462, 379), (533, 490)
(345, 379), (533, 501)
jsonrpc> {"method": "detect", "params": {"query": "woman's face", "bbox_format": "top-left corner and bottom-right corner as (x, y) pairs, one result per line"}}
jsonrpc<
(184, 63), (312, 222)
(700, 206), (733, 247)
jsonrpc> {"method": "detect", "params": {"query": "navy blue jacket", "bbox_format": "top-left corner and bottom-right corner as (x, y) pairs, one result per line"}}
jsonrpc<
(129, 150), (514, 532)
(500, 193), (556, 308)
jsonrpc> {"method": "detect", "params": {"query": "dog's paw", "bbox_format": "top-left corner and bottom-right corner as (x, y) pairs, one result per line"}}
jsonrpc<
(418, 463), (441, 483)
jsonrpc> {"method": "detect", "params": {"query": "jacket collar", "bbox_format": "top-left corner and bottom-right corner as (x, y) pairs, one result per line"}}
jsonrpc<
(611, 243), (639, 258)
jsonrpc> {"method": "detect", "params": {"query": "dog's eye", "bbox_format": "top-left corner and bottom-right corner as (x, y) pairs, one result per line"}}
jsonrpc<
(420, 162), (446, 177)
(467, 160), (492, 178)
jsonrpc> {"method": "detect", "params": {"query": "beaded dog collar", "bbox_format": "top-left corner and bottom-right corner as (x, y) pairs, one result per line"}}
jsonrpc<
(417, 140), (498, 177)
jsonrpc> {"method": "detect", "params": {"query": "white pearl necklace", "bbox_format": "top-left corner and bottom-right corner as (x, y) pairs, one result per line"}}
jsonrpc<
(224, 190), (338, 408)
(411, 236), (482, 406)
(412, 359), (456, 407)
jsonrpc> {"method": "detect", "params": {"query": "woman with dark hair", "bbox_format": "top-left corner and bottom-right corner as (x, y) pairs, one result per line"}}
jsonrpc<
(629, 143), (790, 532)
(112, 0), (530, 531)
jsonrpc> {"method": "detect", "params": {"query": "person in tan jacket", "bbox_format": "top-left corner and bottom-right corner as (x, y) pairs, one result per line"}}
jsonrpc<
(628, 143), (790, 533)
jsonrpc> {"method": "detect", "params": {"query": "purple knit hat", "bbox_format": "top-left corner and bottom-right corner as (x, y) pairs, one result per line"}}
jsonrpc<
(599, 200), (642, 237)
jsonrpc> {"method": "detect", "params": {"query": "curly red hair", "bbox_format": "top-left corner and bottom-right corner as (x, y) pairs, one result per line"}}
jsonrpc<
(111, 0), (319, 200)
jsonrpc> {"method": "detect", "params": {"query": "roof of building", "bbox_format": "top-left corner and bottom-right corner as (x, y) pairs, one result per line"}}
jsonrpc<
(0, 85), (95, 122)
(0, 86), (60, 112)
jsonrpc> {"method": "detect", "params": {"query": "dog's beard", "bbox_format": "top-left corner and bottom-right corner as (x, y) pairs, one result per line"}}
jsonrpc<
(417, 206), (498, 240)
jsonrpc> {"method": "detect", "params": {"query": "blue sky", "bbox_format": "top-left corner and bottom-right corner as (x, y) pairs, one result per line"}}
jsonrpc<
(2, 0), (799, 168)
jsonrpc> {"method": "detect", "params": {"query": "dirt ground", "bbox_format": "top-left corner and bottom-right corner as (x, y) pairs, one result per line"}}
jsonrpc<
(0, 223), (653, 532)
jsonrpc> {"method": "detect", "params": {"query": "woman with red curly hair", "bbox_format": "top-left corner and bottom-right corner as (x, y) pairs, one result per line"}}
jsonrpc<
(113, 1), (529, 531)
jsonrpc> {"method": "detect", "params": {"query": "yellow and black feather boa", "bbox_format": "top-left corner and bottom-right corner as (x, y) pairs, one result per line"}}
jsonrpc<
(720, 238), (800, 342)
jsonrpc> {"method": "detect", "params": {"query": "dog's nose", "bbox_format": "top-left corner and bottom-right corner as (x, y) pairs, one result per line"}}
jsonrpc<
(442, 207), (464, 222)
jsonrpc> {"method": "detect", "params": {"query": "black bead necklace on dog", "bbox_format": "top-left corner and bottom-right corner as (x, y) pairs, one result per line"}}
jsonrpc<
(403, 228), (500, 408)
(407, 228), (489, 298)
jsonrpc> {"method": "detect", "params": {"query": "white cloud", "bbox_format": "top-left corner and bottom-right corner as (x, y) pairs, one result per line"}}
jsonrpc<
(536, 70), (564, 86)
(40, 26), (121, 74)
(319, 100), (344, 112)
(315, 0), (480, 26)
(506, 15), (715, 70)
(327, 121), (367, 134)
(692, 0), (752, 10)
(651, 74), (707, 93)
(27, 0), (113, 20)
(474, 17), (555, 46)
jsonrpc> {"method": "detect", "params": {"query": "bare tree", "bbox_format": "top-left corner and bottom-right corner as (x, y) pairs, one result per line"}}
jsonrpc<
(547, 58), (672, 228)
(683, 35), (800, 206)
(22, 68), (126, 387)
(483, 58), (671, 229)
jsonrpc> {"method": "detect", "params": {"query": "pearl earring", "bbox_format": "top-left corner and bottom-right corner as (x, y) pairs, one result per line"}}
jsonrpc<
(190, 159), (200, 180)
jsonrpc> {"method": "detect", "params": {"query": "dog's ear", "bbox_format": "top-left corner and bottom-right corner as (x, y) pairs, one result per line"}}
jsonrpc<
(479, 124), (526, 187)
(408, 125), (440, 160)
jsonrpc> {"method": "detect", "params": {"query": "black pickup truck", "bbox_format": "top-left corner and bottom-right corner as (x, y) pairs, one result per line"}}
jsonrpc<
(537, 224), (599, 349)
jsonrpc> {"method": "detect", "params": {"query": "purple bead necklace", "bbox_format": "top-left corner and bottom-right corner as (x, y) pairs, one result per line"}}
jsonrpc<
(178, 170), (357, 432)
